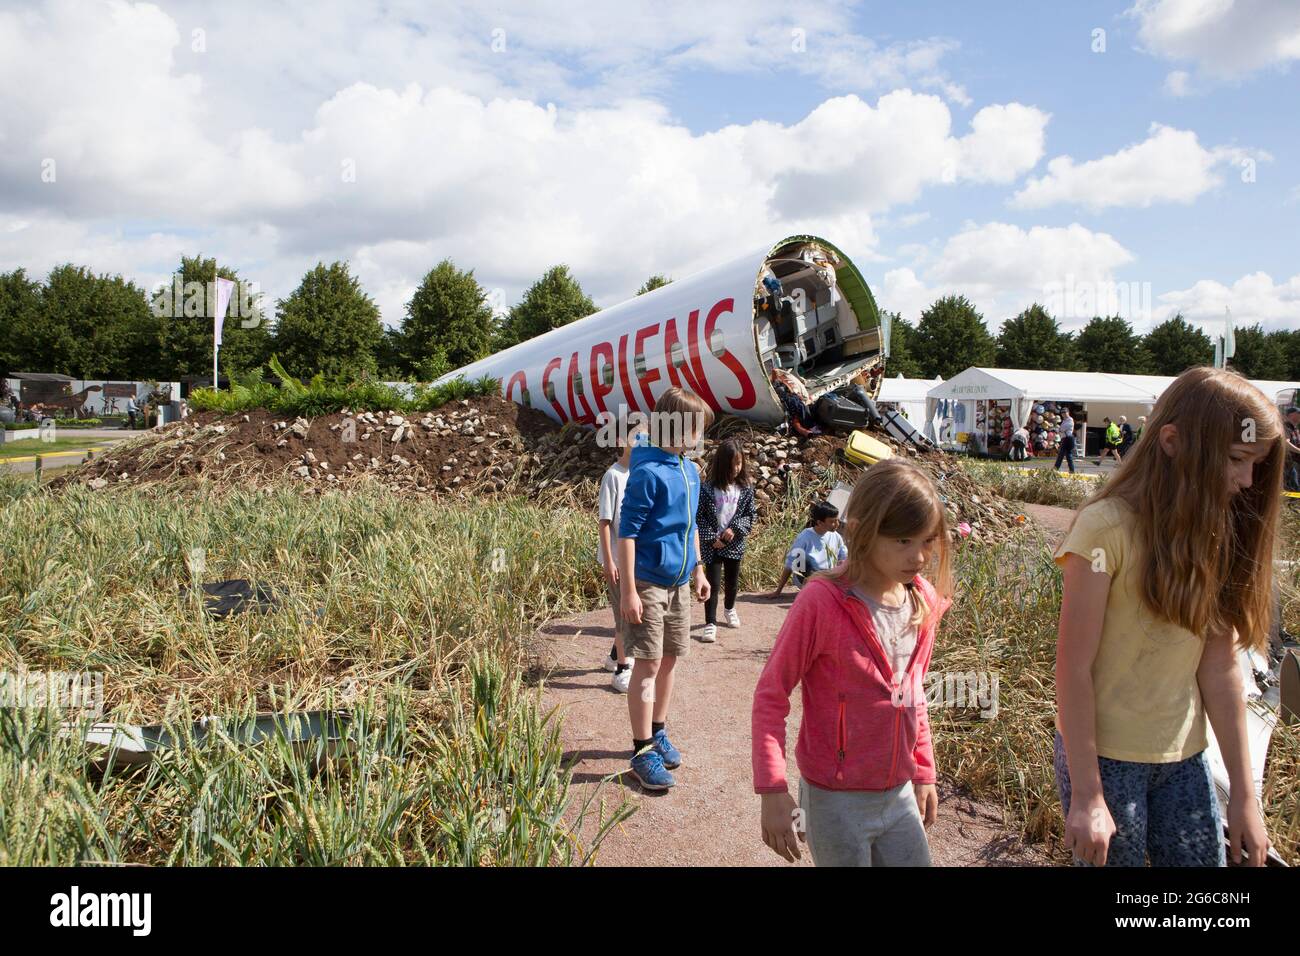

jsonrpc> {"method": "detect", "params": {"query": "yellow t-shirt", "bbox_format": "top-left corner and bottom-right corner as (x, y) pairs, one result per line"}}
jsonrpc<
(1053, 497), (1207, 762)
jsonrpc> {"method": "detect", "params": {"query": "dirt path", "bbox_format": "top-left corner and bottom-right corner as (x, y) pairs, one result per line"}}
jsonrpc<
(535, 588), (1054, 867)
(1016, 502), (1077, 545)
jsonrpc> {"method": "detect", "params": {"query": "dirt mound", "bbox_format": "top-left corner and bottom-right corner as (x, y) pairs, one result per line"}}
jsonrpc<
(52, 398), (1029, 541)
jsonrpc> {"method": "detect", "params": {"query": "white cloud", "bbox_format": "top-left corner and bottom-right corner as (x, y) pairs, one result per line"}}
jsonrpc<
(1155, 271), (1300, 331)
(0, 1), (1050, 324)
(1127, 0), (1300, 77)
(1164, 69), (1192, 95)
(1010, 123), (1255, 210)
(879, 222), (1137, 329)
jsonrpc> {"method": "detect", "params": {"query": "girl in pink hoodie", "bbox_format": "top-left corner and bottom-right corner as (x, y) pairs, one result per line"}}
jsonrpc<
(753, 459), (954, 865)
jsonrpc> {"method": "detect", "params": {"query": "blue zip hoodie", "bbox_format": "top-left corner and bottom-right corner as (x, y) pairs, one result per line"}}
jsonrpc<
(617, 444), (701, 588)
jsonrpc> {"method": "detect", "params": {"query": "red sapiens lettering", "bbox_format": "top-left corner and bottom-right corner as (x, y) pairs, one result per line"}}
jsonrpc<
(566, 350), (596, 424)
(665, 310), (720, 412)
(634, 323), (661, 412)
(589, 341), (614, 415)
(705, 297), (755, 410)
(505, 370), (528, 405)
(617, 333), (639, 414)
(541, 357), (568, 423)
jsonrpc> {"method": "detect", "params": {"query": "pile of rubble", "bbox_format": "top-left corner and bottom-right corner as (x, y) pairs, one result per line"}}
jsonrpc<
(56, 395), (1032, 542)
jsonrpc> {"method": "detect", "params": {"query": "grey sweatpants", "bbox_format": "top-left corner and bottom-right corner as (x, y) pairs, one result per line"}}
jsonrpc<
(798, 777), (932, 866)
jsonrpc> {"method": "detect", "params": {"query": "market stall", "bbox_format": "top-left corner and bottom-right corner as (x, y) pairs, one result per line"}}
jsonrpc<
(925, 368), (1300, 457)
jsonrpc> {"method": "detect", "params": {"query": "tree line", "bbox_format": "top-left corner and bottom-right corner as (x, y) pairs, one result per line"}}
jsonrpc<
(884, 296), (1300, 382)
(2, 258), (1296, 385)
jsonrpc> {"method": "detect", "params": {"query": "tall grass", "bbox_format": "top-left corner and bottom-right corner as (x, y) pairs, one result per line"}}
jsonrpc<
(958, 459), (1104, 509)
(0, 474), (628, 865)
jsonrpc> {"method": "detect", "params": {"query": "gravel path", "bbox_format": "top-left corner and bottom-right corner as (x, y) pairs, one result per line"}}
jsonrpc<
(534, 588), (1054, 867)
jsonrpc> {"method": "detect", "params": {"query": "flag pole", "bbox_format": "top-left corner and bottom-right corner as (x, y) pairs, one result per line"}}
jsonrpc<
(213, 268), (219, 392)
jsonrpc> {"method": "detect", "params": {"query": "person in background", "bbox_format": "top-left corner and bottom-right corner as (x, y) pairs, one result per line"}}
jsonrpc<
(1009, 424), (1030, 461)
(126, 394), (138, 430)
(770, 368), (820, 438)
(768, 501), (848, 598)
(596, 420), (647, 692)
(1284, 407), (1300, 492)
(1096, 417), (1122, 466)
(1135, 416), (1146, 445)
(1118, 416), (1134, 458)
(1054, 409), (1077, 474)
(696, 438), (756, 644)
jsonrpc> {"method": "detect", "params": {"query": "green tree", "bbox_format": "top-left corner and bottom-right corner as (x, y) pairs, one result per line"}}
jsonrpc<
(495, 265), (596, 350)
(912, 295), (996, 379)
(274, 262), (384, 380)
(35, 264), (154, 378)
(399, 259), (494, 374)
(995, 303), (1076, 370)
(0, 269), (43, 377)
(153, 255), (272, 382)
(881, 311), (923, 378)
(1227, 324), (1290, 380)
(636, 274), (671, 296)
(1073, 315), (1152, 373)
(1143, 313), (1213, 376)
(1285, 329), (1300, 381)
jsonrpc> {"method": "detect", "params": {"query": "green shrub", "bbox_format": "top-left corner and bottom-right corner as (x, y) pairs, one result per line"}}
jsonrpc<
(188, 357), (499, 417)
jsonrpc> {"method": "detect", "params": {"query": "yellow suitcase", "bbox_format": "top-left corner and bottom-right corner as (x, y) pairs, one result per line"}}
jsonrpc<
(843, 430), (893, 466)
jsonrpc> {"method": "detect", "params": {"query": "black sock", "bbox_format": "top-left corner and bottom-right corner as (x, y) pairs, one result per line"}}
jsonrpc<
(609, 644), (617, 661)
(651, 721), (665, 735)
(615, 662), (630, 673)
(633, 738), (653, 754)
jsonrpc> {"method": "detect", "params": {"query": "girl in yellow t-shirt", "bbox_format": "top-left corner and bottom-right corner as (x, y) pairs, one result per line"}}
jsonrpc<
(1054, 367), (1282, 867)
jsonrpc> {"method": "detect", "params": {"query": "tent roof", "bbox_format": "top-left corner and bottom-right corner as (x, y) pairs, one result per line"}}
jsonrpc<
(927, 367), (1155, 403)
(927, 367), (1300, 405)
(878, 375), (942, 402)
(12, 372), (75, 382)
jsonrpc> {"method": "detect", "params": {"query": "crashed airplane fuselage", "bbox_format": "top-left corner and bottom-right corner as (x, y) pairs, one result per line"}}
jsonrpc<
(435, 235), (886, 425)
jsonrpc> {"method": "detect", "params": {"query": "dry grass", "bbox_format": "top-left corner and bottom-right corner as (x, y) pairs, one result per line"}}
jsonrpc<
(0, 474), (631, 865)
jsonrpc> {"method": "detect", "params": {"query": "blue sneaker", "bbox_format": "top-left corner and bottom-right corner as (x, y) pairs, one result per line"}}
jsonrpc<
(629, 746), (675, 791)
(652, 728), (681, 769)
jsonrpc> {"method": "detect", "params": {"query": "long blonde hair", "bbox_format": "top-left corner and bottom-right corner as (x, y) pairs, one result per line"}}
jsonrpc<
(1079, 366), (1283, 651)
(823, 458), (953, 626)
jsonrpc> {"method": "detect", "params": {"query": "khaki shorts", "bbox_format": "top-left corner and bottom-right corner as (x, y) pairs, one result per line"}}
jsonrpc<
(606, 579), (626, 642)
(624, 581), (692, 660)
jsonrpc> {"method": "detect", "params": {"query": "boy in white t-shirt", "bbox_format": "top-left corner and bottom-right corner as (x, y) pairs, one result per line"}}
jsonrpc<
(597, 422), (646, 693)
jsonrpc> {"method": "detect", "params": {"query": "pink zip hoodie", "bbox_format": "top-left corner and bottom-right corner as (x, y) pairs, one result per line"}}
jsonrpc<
(752, 574), (952, 794)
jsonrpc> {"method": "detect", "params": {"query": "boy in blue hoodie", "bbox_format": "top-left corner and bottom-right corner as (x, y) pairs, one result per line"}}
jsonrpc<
(617, 387), (714, 791)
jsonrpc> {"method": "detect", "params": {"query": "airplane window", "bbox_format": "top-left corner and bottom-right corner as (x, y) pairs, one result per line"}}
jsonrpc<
(602, 363), (615, 386)
(669, 341), (685, 368)
(571, 371), (584, 395)
(709, 330), (726, 357)
(543, 380), (556, 402)
(634, 353), (647, 376)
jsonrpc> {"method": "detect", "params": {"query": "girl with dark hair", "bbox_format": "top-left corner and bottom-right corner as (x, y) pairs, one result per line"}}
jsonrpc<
(696, 438), (756, 643)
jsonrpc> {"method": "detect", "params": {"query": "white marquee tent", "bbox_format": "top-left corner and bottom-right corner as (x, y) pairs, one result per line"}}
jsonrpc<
(877, 374), (942, 426)
(926, 367), (1300, 452)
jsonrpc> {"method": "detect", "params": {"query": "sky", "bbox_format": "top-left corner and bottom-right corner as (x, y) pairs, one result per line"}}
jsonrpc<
(1, 0), (1298, 339)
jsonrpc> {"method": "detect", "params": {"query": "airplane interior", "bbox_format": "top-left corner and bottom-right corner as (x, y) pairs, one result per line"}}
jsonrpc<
(752, 239), (885, 401)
